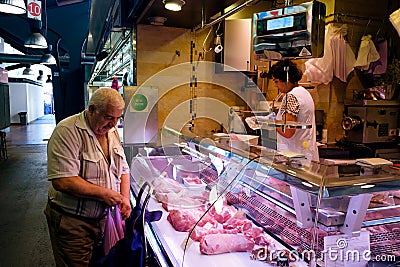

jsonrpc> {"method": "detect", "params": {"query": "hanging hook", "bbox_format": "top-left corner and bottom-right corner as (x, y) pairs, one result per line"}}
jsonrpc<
(362, 18), (371, 37)
(376, 20), (384, 37)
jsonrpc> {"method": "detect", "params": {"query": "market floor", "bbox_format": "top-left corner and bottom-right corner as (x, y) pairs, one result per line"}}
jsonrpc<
(0, 115), (56, 266)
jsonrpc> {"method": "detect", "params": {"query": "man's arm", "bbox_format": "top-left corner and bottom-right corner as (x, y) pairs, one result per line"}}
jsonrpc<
(52, 176), (123, 207)
(119, 173), (132, 219)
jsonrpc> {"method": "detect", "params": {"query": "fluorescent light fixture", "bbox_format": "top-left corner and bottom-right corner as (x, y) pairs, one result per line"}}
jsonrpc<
(360, 184), (375, 189)
(163, 0), (185, 11)
(24, 32), (48, 49)
(41, 45), (57, 65)
(0, 0), (26, 14)
(301, 181), (314, 188)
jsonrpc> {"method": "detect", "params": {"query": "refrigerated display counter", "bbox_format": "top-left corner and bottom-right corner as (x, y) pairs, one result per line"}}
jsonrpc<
(129, 130), (400, 266)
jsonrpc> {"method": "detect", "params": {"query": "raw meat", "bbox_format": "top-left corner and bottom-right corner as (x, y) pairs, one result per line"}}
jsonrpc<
(244, 226), (274, 246)
(167, 208), (218, 232)
(190, 227), (239, 242)
(222, 210), (253, 232)
(209, 204), (238, 224)
(200, 233), (255, 255)
(156, 192), (204, 210)
(243, 226), (264, 239)
(254, 234), (273, 246)
(152, 177), (182, 194)
(183, 176), (203, 184)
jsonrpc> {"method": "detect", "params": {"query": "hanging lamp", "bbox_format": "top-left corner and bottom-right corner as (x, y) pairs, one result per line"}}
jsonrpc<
(0, 0), (26, 14)
(41, 45), (57, 65)
(24, 21), (48, 49)
(163, 0), (185, 11)
(22, 65), (35, 75)
(24, 32), (48, 49)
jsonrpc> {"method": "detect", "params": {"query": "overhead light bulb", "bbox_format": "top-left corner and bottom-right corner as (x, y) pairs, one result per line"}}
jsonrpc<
(41, 45), (57, 65)
(163, 0), (185, 11)
(0, 0), (26, 14)
(22, 66), (34, 75)
(24, 32), (48, 49)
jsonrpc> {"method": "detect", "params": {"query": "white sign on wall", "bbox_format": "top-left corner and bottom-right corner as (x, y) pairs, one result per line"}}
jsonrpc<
(27, 0), (42, 20)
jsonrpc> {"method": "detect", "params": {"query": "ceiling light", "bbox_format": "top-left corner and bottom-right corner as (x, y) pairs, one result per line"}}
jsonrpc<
(41, 45), (57, 65)
(163, 0), (185, 11)
(22, 66), (34, 75)
(0, 0), (26, 14)
(24, 32), (48, 49)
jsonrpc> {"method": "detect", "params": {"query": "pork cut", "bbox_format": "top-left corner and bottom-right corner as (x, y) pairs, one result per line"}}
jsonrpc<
(200, 233), (254, 255)
(222, 212), (253, 232)
(210, 204), (237, 224)
(190, 227), (239, 242)
(167, 208), (218, 232)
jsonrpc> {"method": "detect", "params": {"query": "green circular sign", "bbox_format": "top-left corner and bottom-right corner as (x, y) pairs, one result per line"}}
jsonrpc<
(131, 94), (148, 111)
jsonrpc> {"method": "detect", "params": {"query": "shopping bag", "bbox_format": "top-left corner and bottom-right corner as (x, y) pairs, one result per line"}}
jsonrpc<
(103, 206), (125, 255)
(96, 182), (161, 267)
(113, 205), (125, 239)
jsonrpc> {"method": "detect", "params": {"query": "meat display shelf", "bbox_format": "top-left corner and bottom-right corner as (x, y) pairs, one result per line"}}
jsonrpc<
(138, 195), (309, 267)
(129, 133), (400, 266)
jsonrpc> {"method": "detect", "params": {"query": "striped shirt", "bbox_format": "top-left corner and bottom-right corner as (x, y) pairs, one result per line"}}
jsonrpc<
(47, 111), (129, 219)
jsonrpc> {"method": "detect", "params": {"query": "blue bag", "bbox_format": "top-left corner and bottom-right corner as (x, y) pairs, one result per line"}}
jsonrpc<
(96, 182), (162, 267)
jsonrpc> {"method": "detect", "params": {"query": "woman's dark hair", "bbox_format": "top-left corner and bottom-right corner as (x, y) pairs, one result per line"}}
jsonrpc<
(268, 59), (303, 83)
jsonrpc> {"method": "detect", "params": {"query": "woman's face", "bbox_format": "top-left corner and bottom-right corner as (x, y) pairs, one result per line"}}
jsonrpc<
(88, 104), (123, 136)
(273, 77), (294, 93)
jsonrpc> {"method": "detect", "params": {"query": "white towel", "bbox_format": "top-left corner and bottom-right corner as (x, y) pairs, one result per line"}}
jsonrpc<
(354, 35), (380, 71)
(390, 8), (400, 37)
(305, 24), (355, 84)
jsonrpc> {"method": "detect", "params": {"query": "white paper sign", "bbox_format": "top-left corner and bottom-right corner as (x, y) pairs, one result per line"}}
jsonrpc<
(27, 0), (42, 20)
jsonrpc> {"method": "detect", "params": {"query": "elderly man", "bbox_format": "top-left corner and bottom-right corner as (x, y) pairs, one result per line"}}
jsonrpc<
(44, 88), (132, 266)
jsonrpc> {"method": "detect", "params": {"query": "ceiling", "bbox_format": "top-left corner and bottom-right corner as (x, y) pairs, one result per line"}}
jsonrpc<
(85, 0), (254, 56)
(135, 0), (243, 28)
(85, 0), (262, 83)
(0, 0), (261, 82)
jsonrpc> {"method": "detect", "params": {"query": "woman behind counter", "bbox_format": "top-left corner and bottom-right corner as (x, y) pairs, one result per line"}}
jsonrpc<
(269, 59), (319, 162)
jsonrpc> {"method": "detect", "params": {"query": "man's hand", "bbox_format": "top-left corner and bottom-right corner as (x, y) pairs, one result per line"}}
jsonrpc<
(103, 189), (125, 206)
(119, 197), (132, 220)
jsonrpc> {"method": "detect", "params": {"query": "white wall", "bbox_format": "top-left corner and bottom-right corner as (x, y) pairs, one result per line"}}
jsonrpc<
(9, 82), (44, 124)
(224, 19), (252, 71)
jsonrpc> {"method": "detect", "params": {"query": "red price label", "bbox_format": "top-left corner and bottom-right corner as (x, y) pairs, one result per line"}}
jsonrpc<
(27, 1), (41, 18)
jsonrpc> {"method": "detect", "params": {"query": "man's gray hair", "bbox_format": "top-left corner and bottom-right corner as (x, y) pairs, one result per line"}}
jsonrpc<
(88, 87), (125, 112)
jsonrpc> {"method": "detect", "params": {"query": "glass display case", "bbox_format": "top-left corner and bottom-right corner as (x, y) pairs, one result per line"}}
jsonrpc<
(129, 128), (400, 267)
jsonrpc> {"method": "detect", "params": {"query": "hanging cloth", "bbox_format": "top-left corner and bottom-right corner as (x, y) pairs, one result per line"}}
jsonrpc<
(367, 38), (387, 76)
(354, 34), (380, 71)
(390, 8), (400, 37)
(305, 24), (355, 84)
(331, 25), (356, 82)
